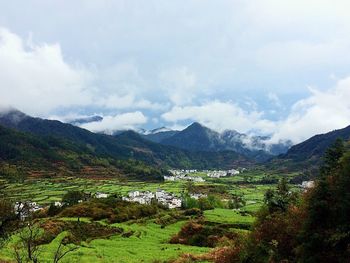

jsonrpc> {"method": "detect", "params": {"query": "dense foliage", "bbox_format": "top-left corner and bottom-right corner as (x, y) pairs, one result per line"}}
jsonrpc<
(0, 110), (252, 171)
(212, 139), (350, 262)
(0, 125), (166, 181)
(170, 220), (240, 247)
(59, 197), (160, 223)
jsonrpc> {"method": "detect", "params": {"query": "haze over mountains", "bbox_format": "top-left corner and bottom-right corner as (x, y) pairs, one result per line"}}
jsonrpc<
(67, 115), (293, 161)
(144, 122), (293, 160)
(0, 109), (250, 172)
(1, 108), (350, 175)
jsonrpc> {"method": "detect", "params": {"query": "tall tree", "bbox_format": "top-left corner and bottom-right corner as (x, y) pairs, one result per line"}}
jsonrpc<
(298, 139), (350, 262)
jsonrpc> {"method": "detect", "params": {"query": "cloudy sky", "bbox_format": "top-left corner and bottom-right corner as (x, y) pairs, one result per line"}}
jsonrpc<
(1, 0), (350, 143)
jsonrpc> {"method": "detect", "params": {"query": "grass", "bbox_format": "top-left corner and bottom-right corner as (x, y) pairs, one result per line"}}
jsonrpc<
(204, 208), (255, 225)
(0, 220), (209, 263)
(3, 177), (188, 205)
(0, 169), (302, 262)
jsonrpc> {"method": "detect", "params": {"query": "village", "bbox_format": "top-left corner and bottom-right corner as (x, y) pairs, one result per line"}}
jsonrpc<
(122, 189), (183, 209)
(166, 168), (243, 180)
(206, 169), (241, 178)
(13, 188), (189, 220)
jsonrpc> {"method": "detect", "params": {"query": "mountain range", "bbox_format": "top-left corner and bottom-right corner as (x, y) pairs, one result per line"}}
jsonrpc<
(134, 122), (291, 162)
(0, 109), (250, 173)
(63, 115), (292, 161)
(1, 108), (349, 178)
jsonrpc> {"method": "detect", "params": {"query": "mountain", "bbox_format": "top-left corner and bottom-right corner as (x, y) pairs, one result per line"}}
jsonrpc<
(122, 126), (179, 143)
(161, 122), (225, 151)
(114, 130), (250, 169)
(141, 130), (179, 143)
(0, 124), (165, 181)
(275, 125), (350, 170)
(0, 109), (251, 170)
(158, 122), (291, 162)
(109, 127), (178, 142)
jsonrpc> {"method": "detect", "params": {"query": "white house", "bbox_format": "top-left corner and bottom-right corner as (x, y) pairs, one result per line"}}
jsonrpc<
(14, 201), (43, 220)
(227, 169), (240, 175)
(168, 198), (182, 209)
(190, 193), (207, 200)
(128, 191), (140, 198)
(301, 181), (315, 189)
(54, 201), (63, 207)
(164, 176), (176, 181)
(95, 192), (109, 198)
(155, 189), (166, 199)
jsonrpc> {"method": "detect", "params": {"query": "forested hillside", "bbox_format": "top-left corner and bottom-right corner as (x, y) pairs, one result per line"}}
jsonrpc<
(0, 109), (251, 170)
(0, 125), (166, 181)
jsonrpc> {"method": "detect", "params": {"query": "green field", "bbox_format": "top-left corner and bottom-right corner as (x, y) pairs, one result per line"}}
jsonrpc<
(1, 168), (288, 213)
(0, 219), (209, 263)
(204, 208), (255, 225)
(0, 169), (301, 262)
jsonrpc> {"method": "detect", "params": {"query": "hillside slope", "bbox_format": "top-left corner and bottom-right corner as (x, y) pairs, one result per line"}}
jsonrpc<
(271, 125), (350, 171)
(159, 122), (290, 162)
(0, 109), (251, 169)
(0, 125), (166, 181)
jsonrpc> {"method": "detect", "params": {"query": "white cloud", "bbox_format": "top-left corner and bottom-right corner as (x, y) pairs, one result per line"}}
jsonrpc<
(256, 39), (350, 71)
(0, 28), (162, 118)
(80, 111), (147, 134)
(96, 94), (166, 111)
(159, 67), (197, 106)
(270, 77), (350, 143)
(162, 75), (350, 145)
(162, 100), (276, 134)
(2, 1), (350, 142)
(0, 27), (93, 116)
(267, 92), (282, 108)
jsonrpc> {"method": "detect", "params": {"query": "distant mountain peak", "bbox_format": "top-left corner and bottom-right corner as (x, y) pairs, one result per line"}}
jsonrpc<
(156, 122), (292, 161)
(188, 122), (204, 129)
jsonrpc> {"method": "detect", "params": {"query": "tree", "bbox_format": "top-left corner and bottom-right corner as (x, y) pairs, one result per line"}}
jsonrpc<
(264, 178), (295, 213)
(198, 198), (214, 211)
(53, 236), (78, 263)
(182, 195), (199, 209)
(0, 164), (26, 183)
(320, 138), (345, 177)
(185, 181), (195, 193)
(0, 198), (17, 247)
(228, 194), (246, 209)
(62, 191), (85, 206)
(13, 220), (41, 263)
(298, 139), (350, 262)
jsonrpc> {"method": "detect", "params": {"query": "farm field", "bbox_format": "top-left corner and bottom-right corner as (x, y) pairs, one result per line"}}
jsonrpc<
(0, 169), (302, 262)
(1, 208), (261, 262)
(1, 169), (298, 212)
(0, 220), (210, 263)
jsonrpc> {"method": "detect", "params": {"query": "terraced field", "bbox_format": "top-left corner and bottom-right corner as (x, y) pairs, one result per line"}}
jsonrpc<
(0, 169), (302, 262)
(0, 219), (210, 263)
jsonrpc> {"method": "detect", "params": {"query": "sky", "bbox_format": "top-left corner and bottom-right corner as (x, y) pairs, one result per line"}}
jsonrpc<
(1, 0), (350, 143)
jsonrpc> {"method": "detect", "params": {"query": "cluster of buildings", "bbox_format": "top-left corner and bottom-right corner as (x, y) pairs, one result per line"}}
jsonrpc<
(166, 169), (205, 182)
(14, 201), (44, 220)
(301, 180), (315, 189)
(122, 189), (182, 209)
(207, 169), (240, 178)
(163, 174), (205, 182)
(167, 168), (242, 180)
(169, 169), (198, 175)
(13, 191), (110, 220)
